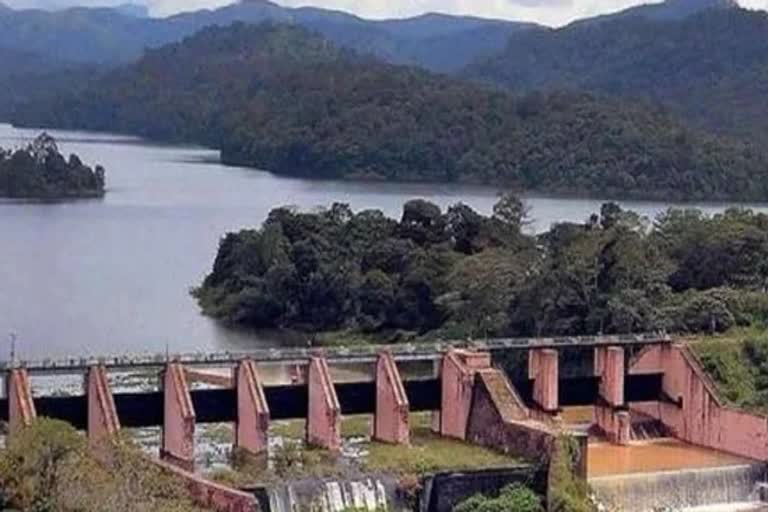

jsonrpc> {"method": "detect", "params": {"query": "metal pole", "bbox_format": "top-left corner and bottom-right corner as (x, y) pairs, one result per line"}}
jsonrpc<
(8, 331), (17, 365)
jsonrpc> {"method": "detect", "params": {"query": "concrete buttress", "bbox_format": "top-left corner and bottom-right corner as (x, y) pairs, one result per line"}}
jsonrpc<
(162, 362), (196, 471)
(86, 364), (121, 448)
(234, 359), (270, 456)
(7, 368), (36, 433)
(374, 351), (409, 444)
(307, 356), (341, 451)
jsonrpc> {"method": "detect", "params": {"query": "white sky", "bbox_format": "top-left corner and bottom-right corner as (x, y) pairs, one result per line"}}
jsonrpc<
(5, 0), (768, 27)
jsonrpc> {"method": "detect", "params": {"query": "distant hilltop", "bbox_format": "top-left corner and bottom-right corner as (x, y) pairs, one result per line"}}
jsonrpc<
(113, 3), (149, 18)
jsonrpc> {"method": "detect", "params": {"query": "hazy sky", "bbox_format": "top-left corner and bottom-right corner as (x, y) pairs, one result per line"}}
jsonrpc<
(5, 0), (768, 26)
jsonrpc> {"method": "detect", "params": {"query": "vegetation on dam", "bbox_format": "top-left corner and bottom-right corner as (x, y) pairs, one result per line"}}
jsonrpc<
(11, 23), (768, 201)
(694, 330), (768, 413)
(195, 196), (768, 341)
(0, 418), (202, 512)
(454, 483), (543, 512)
(209, 413), (519, 487)
(0, 133), (105, 199)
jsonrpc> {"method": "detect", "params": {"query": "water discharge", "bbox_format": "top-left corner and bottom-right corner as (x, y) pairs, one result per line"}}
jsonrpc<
(588, 440), (766, 511)
(268, 478), (398, 512)
(588, 439), (755, 478)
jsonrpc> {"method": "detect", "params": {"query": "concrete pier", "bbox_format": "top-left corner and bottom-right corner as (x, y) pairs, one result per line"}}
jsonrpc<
(307, 356), (341, 451)
(162, 362), (196, 471)
(438, 349), (491, 440)
(529, 349), (559, 413)
(7, 368), (35, 432)
(595, 346), (629, 444)
(86, 364), (120, 447)
(595, 346), (625, 407)
(234, 359), (270, 456)
(374, 351), (409, 445)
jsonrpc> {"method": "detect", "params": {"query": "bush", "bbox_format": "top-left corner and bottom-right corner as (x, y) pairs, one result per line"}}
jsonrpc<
(453, 483), (543, 512)
(0, 418), (201, 512)
(547, 435), (594, 512)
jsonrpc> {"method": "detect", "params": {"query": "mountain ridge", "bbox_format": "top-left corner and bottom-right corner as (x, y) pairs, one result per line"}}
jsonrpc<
(465, 5), (768, 145)
(11, 22), (768, 201)
(0, 0), (536, 71)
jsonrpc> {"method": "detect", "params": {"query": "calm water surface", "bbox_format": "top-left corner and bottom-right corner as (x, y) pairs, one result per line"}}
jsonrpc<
(588, 439), (755, 478)
(2, 123), (766, 359)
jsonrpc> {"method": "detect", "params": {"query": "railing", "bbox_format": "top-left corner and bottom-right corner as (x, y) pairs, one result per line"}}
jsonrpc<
(1, 332), (671, 375)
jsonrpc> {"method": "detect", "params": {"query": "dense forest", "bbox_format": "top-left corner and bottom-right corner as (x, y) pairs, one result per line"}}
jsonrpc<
(194, 197), (768, 341)
(466, 5), (768, 147)
(12, 23), (768, 201)
(0, 133), (105, 199)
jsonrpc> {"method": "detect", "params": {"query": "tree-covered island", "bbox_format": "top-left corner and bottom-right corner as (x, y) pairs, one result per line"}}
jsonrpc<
(0, 133), (105, 199)
(195, 197), (768, 342)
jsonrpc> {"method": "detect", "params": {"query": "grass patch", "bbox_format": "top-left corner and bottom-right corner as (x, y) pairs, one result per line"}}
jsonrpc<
(270, 419), (305, 439)
(364, 418), (519, 475)
(199, 423), (234, 444)
(226, 412), (522, 484)
(271, 415), (372, 439)
(691, 328), (768, 412)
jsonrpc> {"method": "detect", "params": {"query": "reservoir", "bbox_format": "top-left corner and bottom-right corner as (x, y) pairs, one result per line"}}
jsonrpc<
(2, 123), (767, 359)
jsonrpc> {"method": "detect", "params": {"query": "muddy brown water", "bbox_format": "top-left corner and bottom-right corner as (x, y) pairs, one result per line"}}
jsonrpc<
(588, 439), (757, 478)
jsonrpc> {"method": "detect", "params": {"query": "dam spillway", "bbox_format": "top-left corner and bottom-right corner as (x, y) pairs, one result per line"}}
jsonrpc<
(587, 439), (765, 511)
(588, 439), (755, 478)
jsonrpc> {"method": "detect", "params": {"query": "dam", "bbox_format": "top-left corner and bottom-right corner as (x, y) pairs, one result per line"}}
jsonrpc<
(2, 334), (768, 511)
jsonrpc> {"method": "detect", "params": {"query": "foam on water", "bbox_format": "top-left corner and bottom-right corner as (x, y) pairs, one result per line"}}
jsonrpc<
(591, 463), (767, 512)
(268, 477), (400, 512)
(682, 503), (767, 511)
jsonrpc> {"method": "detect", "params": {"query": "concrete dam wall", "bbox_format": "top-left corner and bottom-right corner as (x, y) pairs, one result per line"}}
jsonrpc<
(591, 463), (767, 512)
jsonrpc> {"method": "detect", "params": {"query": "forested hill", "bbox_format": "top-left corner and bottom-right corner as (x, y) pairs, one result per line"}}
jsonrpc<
(0, 0), (534, 72)
(465, 5), (768, 146)
(12, 23), (768, 201)
(572, 0), (737, 25)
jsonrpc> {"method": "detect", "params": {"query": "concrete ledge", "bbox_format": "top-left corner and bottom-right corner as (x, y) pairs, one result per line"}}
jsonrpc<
(152, 458), (258, 512)
(7, 368), (36, 432)
(307, 356), (341, 451)
(162, 362), (196, 471)
(235, 359), (270, 455)
(374, 351), (409, 444)
(186, 368), (234, 388)
(86, 364), (120, 447)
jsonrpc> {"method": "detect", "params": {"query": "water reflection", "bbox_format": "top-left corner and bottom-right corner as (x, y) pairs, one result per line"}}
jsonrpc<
(4, 123), (768, 358)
